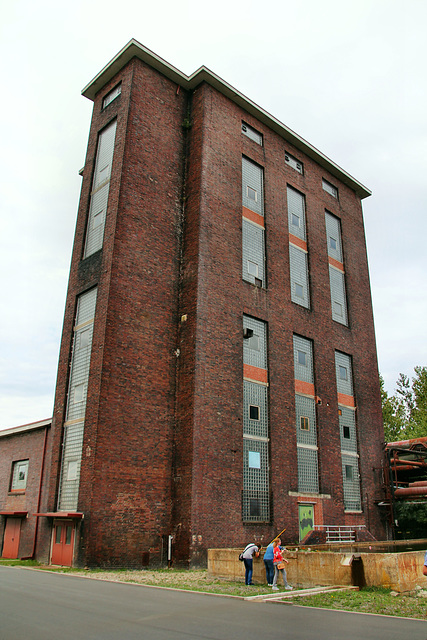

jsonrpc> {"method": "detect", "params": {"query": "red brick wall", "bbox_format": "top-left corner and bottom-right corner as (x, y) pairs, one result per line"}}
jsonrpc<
(48, 61), (384, 568)
(0, 425), (52, 561)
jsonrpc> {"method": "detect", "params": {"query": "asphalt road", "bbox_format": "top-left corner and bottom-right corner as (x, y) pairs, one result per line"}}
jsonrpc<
(0, 566), (426, 640)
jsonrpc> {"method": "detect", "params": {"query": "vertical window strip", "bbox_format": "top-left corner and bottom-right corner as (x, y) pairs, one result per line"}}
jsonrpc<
(84, 120), (117, 258)
(58, 288), (97, 511)
(289, 245), (310, 308)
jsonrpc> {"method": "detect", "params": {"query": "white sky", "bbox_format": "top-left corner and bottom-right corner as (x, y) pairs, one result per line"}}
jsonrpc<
(0, 0), (426, 429)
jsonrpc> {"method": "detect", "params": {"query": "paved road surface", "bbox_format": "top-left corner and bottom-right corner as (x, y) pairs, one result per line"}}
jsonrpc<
(0, 566), (426, 640)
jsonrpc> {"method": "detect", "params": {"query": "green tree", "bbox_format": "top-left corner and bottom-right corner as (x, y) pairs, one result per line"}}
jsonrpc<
(381, 367), (427, 442)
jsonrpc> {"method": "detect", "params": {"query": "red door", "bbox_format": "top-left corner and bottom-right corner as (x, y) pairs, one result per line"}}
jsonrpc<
(2, 518), (21, 558)
(51, 521), (75, 566)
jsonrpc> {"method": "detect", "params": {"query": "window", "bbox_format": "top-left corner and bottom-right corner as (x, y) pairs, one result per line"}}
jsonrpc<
(248, 451), (261, 469)
(67, 460), (78, 481)
(339, 365), (348, 381)
(248, 335), (260, 351)
(345, 465), (353, 480)
(102, 83), (122, 109)
(242, 122), (263, 146)
(247, 186), (257, 201)
(295, 283), (304, 299)
(343, 426), (350, 439)
(292, 213), (300, 228)
(11, 460), (29, 491)
(300, 416), (310, 431)
(247, 260), (259, 277)
(285, 152), (303, 174)
(298, 350), (307, 366)
(322, 179), (338, 199)
(249, 405), (260, 420)
(329, 237), (337, 251)
(334, 302), (343, 318)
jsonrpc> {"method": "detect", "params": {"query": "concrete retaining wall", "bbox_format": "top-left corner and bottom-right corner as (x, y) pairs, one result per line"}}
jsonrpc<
(208, 548), (427, 592)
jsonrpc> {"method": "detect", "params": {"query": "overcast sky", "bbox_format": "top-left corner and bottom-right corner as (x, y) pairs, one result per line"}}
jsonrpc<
(0, 0), (426, 429)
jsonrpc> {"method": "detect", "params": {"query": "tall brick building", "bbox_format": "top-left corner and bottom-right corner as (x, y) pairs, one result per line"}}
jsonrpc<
(1, 39), (385, 567)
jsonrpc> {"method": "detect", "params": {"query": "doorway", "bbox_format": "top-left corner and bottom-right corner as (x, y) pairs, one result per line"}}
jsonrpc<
(51, 520), (75, 566)
(298, 504), (314, 542)
(2, 518), (21, 558)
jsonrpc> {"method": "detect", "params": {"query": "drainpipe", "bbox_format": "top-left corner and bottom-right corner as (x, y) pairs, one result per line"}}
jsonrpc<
(22, 425), (49, 560)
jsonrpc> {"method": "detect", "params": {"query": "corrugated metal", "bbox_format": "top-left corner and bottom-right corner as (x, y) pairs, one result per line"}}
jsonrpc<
(58, 288), (97, 511)
(329, 266), (348, 325)
(242, 157), (264, 216)
(84, 120), (117, 258)
(242, 218), (265, 287)
(287, 186), (306, 241)
(297, 446), (319, 493)
(289, 245), (310, 308)
(325, 211), (343, 261)
(243, 316), (267, 370)
(335, 351), (353, 397)
(242, 122), (263, 146)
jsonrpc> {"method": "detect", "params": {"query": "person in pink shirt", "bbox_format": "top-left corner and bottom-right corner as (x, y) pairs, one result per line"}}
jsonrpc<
(272, 538), (293, 591)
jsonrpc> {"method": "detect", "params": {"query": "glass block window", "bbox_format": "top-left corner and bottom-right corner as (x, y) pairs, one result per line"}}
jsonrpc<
(84, 120), (117, 258)
(295, 395), (317, 447)
(11, 460), (29, 491)
(242, 157), (264, 216)
(325, 212), (343, 262)
(58, 287), (97, 511)
(242, 122), (263, 146)
(244, 381), (268, 439)
(102, 83), (122, 109)
(341, 454), (361, 511)
(329, 267), (348, 325)
(322, 178), (338, 199)
(339, 407), (357, 453)
(243, 316), (267, 370)
(297, 447), (319, 493)
(242, 438), (270, 521)
(285, 152), (303, 175)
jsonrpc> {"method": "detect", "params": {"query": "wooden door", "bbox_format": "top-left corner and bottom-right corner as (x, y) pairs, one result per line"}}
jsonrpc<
(2, 518), (21, 558)
(51, 521), (75, 566)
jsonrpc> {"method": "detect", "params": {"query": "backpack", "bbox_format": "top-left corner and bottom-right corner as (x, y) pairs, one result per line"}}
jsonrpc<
(239, 552), (244, 561)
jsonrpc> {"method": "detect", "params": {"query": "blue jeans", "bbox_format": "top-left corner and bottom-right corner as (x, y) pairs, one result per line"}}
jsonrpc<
(264, 558), (274, 584)
(243, 558), (253, 585)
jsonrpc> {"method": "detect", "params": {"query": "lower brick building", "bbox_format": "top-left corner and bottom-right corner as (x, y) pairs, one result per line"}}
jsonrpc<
(1, 40), (385, 567)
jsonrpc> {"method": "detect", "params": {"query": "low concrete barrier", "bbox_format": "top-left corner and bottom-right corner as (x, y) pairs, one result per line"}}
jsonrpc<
(208, 548), (427, 592)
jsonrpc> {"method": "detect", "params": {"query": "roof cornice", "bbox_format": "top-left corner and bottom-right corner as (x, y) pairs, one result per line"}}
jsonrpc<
(82, 39), (371, 199)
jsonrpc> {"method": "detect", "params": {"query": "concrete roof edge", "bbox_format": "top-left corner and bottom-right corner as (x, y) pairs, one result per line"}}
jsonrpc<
(81, 39), (371, 200)
(0, 418), (52, 438)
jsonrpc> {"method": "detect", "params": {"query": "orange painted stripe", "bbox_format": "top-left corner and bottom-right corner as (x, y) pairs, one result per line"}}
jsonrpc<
(329, 256), (344, 272)
(338, 393), (355, 408)
(242, 206), (265, 228)
(295, 380), (315, 396)
(243, 364), (268, 384)
(289, 234), (307, 252)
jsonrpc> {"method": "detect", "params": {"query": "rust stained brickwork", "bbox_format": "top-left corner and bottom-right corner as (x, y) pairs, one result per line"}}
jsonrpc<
(1, 41), (385, 567)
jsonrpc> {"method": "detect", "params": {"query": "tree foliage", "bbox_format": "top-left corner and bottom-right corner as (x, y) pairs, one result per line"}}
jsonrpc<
(381, 367), (427, 443)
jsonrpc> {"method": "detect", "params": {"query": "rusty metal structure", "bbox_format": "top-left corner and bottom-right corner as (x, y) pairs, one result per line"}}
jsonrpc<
(382, 436), (427, 537)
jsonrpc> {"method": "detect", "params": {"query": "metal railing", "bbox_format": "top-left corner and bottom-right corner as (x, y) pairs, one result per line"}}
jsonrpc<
(312, 524), (366, 543)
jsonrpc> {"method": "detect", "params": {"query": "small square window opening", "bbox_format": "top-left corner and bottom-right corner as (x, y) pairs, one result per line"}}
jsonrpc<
(298, 350), (307, 366)
(300, 416), (310, 430)
(248, 451), (261, 469)
(247, 186), (257, 201)
(292, 213), (300, 228)
(329, 237), (337, 250)
(343, 426), (350, 439)
(247, 260), (259, 277)
(339, 365), (348, 381)
(295, 283), (304, 298)
(345, 465), (353, 480)
(248, 335), (260, 351)
(249, 405), (260, 421)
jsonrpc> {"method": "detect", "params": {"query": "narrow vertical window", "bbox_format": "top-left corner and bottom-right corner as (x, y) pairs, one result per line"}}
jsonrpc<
(325, 211), (348, 325)
(288, 187), (310, 308)
(242, 157), (266, 287)
(243, 316), (269, 521)
(84, 120), (117, 258)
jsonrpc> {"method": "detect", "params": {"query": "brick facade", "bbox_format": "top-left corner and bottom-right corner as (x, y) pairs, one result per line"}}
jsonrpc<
(1, 40), (385, 567)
